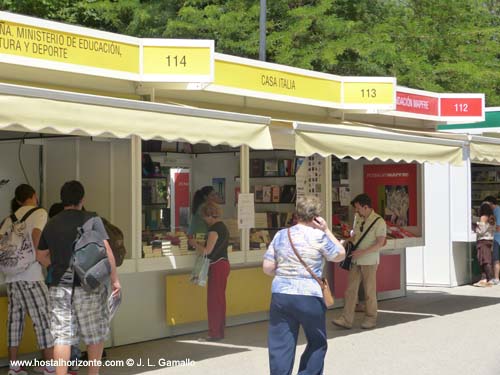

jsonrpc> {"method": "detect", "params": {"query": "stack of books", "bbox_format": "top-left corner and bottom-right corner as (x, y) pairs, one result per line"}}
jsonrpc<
(161, 240), (172, 256)
(178, 234), (189, 255)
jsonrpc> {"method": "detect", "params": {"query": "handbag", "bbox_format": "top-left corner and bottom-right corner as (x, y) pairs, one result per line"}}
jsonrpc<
(190, 254), (210, 287)
(339, 217), (381, 271)
(287, 228), (335, 307)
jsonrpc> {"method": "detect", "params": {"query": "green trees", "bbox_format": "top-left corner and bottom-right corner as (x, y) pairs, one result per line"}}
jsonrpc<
(1, 0), (499, 104)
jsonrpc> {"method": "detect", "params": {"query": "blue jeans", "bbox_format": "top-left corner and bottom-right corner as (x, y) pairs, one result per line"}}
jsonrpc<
(268, 293), (327, 375)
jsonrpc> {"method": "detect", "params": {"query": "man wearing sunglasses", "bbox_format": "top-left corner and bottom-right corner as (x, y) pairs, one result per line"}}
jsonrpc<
(332, 193), (387, 330)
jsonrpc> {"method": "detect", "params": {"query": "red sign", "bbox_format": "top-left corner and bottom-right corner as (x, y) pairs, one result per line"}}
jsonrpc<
(174, 171), (190, 230)
(440, 97), (483, 117)
(396, 91), (439, 116)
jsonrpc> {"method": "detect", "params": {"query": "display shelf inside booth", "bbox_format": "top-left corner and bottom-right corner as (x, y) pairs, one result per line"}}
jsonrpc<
(254, 202), (295, 205)
(471, 164), (500, 214)
(249, 150), (298, 255)
(235, 176), (296, 180)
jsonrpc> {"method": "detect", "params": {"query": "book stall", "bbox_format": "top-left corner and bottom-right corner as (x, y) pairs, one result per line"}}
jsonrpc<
(0, 11), (487, 359)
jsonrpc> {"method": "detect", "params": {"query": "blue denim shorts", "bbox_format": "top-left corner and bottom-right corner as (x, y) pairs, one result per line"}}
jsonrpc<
(493, 240), (500, 263)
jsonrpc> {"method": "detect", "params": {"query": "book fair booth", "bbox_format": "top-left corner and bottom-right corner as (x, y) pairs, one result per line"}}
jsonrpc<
(0, 11), (487, 359)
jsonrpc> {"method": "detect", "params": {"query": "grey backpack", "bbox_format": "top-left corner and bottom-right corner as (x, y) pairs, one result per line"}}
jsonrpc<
(73, 215), (111, 292)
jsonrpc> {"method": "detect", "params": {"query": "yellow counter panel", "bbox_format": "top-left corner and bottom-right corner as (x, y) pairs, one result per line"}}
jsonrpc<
(0, 297), (39, 357)
(166, 267), (272, 326)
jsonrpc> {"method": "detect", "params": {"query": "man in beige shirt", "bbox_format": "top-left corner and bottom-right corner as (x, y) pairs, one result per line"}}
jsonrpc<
(332, 193), (387, 329)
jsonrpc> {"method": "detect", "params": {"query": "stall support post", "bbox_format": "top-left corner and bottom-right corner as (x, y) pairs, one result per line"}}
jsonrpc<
(324, 155), (333, 229)
(240, 145), (250, 258)
(131, 135), (141, 270)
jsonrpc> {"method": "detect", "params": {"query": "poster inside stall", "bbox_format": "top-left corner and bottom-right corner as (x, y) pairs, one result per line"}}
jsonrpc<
(364, 164), (417, 227)
(296, 155), (323, 201)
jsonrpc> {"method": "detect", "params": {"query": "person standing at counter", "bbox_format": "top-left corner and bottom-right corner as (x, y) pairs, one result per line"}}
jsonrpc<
(332, 193), (386, 330)
(188, 202), (230, 341)
(188, 186), (219, 241)
(483, 196), (500, 285)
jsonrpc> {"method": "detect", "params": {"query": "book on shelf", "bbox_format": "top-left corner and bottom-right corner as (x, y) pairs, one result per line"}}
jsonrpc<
(250, 159), (265, 177)
(264, 211), (293, 228)
(278, 160), (286, 177)
(254, 185), (263, 202)
(280, 184), (296, 203)
(271, 185), (281, 203)
(255, 213), (268, 228)
(142, 179), (168, 205)
(264, 159), (279, 177)
(487, 171), (497, 182)
(278, 159), (294, 176)
(267, 212), (279, 228)
(262, 185), (272, 202)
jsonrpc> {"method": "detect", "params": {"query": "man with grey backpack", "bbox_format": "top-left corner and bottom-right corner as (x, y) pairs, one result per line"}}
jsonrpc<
(37, 181), (120, 375)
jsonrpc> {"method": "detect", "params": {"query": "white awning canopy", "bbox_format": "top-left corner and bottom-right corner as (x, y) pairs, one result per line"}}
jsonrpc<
(294, 122), (466, 165)
(469, 135), (500, 163)
(0, 83), (273, 149)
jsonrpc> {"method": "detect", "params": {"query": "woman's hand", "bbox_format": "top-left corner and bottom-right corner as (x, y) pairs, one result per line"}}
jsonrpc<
(188, 238), (198, 248)
(312, 216), (328, 232)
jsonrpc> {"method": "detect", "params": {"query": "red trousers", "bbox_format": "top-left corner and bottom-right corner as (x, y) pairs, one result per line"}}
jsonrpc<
(207, 259), (230, 338)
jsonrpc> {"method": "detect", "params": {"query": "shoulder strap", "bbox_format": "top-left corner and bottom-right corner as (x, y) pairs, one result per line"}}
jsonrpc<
(19, 207), (42, 223)
(287, 228), (324, 288)
(352, 216), (381, 251)
(77, 212), (98, 236)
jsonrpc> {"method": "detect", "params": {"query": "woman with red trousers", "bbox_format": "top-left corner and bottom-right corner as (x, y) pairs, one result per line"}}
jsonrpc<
(189, 202), (230, 341)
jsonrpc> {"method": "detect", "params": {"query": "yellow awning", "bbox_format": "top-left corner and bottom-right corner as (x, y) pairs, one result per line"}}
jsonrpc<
(470, 136), (500, 163)
(0, 84), (273, 149)
(294, 122), (465, 165)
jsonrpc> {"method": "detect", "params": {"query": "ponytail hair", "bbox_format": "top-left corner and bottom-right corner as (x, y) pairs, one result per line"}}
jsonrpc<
(192, 186), (214, 214)
(11, 184), (36, 213)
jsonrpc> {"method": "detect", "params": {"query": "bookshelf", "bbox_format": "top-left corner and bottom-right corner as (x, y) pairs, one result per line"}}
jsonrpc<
(471, 164), (500, 212)
(248, 151), (298, 250)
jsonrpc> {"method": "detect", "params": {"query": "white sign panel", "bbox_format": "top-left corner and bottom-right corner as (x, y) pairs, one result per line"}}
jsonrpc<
(238, 193), (255, 229)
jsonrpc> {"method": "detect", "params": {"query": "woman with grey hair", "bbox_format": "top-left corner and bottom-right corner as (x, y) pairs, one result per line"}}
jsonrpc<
(263, 196), (345, 375)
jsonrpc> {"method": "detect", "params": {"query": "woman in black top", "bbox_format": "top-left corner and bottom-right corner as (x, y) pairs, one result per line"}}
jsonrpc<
(188, 202), (230, 341)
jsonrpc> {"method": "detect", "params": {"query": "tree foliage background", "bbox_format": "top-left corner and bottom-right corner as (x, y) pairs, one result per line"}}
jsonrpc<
(1, 0), (500, 105)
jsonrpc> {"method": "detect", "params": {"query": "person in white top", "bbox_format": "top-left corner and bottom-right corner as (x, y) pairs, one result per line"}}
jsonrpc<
(0, 184), (54, 375)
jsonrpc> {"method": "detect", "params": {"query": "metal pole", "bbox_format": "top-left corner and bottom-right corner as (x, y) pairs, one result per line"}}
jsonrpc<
(259, 0), (266, 61)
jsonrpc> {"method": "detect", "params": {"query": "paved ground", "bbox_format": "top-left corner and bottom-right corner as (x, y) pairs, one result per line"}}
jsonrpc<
(5, 285), (500, 374)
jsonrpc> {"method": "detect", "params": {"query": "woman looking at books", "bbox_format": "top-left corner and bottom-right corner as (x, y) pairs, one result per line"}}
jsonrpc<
(188, 186), (218, 241)
(473, 202), (495, 287)
(188, 202), (230, 341)
(263, 196), (345, 375)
